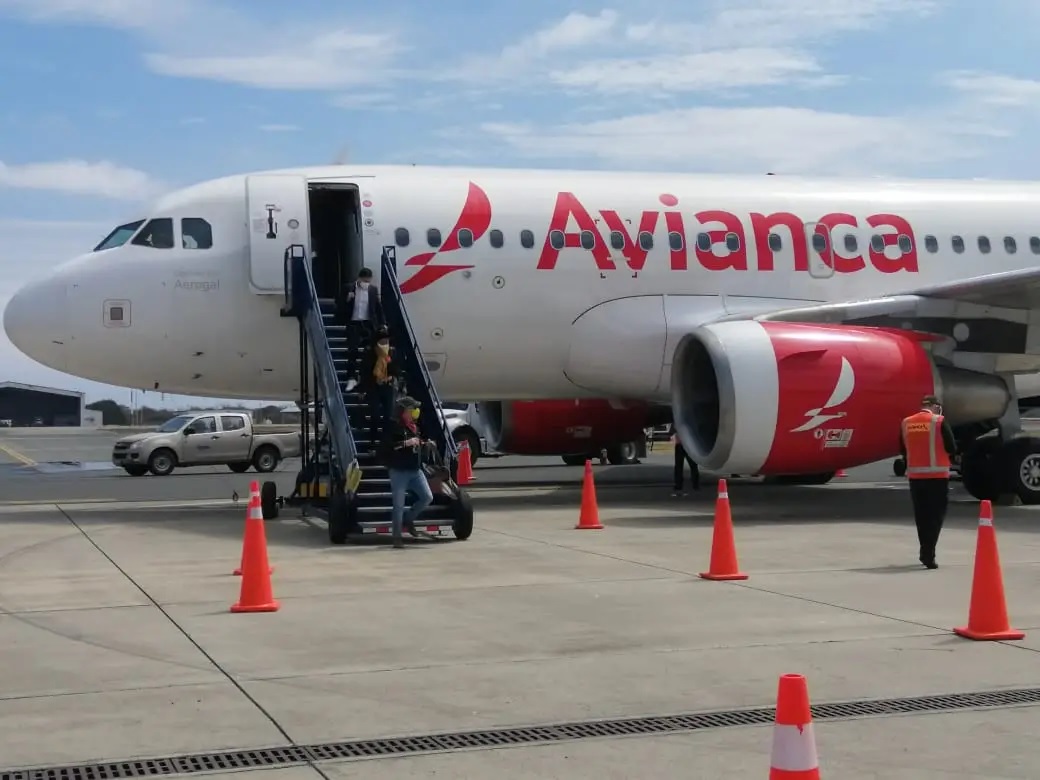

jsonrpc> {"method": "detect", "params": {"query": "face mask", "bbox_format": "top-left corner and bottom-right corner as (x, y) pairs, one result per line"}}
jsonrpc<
(409, 408), (420, 420)
(377, 341), (389, 352)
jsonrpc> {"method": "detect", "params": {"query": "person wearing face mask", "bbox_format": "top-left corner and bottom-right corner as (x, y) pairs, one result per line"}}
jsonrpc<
(382, 396), (434, 548)
(899, 395), (958, 569)
(359, 326), (399, 447)
(343, 267), (385, 392)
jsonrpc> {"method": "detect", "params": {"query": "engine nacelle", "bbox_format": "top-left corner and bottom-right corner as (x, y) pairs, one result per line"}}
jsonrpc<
(671, 321), (1011, 474)
(479, 399), (655, 455)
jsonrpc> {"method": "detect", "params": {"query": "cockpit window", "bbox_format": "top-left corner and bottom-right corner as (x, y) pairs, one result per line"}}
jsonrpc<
(182, 218), (213, 249)
(93, 220), (144, 252)
(131, 218), (175, 249)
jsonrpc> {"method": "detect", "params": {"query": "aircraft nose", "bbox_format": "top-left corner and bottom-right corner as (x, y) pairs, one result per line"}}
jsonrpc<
(3, 276), (69, 372)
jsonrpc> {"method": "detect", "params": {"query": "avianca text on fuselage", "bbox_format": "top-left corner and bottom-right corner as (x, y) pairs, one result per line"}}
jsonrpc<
(536, 191), (920, 275)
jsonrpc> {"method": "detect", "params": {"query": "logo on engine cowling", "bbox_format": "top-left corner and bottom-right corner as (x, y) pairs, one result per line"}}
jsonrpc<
(790, 357), (855, 433)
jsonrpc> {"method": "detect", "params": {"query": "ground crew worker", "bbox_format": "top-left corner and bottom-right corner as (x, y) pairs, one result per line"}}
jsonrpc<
(899, 394), (957, 569)
(669, 423), (700, 496)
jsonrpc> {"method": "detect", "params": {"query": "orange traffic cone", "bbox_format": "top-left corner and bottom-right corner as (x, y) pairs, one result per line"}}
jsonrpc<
(457, 441), (475, 485)
(234, 481), (272, 576)
(769, 674), (820, 779)
(699, 479), (747, 580)
(575, 459), (604, 529)
(230, 486), (279, 613)
(953, 500), (1024, 641)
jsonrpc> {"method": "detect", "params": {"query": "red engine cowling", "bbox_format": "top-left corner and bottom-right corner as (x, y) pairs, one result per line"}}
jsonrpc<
(670, 320), (1010, 475)
(479, 399), (653, 455)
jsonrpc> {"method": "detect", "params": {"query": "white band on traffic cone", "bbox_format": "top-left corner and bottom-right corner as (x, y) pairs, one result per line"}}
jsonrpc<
(770, 723), (819, 773)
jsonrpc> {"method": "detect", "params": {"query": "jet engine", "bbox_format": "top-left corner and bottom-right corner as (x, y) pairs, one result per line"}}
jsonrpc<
(479, 399), (656, 455)
(670, 320), (1011, 475)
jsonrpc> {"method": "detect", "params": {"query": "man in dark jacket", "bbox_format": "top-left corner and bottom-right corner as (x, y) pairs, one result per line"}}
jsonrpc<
(359, 326), (399, 446)
(670, 423), (700, 495)
(343, 267), (384, 391)
(383, 396), (434, 548)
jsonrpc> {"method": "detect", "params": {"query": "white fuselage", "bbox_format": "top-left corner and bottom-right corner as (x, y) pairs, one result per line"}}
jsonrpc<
(7, 164), (1040, 402)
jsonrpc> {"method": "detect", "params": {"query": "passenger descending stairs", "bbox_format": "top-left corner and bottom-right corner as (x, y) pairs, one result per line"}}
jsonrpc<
(276, 244), (473, 545)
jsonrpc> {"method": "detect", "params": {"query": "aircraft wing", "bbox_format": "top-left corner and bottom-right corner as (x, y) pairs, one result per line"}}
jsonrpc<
(753, 266), (1040, 373)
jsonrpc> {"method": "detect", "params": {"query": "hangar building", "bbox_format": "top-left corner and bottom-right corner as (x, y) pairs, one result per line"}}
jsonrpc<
(0, 382), (85, 427)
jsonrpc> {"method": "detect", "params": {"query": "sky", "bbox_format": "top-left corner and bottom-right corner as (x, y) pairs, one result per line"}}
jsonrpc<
(1, 0), (1040, 407)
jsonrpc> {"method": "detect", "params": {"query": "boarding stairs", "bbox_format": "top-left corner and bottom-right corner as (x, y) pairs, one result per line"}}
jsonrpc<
(272, 244), (472, 544)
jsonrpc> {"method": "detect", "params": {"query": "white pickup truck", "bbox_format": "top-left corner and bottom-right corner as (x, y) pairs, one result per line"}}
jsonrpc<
(111, 411), (302, 476)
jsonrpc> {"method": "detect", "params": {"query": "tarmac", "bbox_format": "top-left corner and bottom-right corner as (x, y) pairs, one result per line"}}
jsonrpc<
(2, 428), (1040, 777)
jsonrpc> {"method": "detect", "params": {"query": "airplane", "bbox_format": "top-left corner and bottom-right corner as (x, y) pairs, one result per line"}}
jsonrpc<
(6, 164), (1040, 505)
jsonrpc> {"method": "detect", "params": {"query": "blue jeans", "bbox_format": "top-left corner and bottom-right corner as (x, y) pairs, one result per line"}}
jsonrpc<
(388, 467), (433, 537)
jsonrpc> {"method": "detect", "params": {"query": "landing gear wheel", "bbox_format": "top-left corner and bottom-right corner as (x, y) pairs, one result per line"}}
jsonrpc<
(123, 466), (147, 477)
(228, 462), (251, 473)
(328, 490), (349, 545)
(561, 454), (587, 466)
(252, 446), (279, 473)
(959, 436), (1003, 502)
(260, 481), (279, 519)
(452, 489), (474, 541)
(999, 436), (1040, 505)
(606, 442), (639, 465)
(892, 457), (906, 477)
(147, 449), (176, 476)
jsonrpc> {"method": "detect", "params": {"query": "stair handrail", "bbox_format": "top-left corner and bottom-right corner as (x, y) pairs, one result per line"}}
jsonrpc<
(380, 247), (458, 467)
(284, 245), (359, 489)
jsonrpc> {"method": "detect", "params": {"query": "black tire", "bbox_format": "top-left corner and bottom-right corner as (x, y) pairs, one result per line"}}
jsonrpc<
(561, 454), (587, 466)
(452, 489), (474, 540)
(960, 436), (1003, 502)
(147, 449), (176, 476)
(606, 442), (639, 465)
(892, 457), (906, 477)
(452, 429), (481, 466)
(123, 466), (147, 477)
(252, 446), (279, 473)
(998, 436), (1040, 505)
(260, 481), (279, 519)
(328, 490), (349, 545)
(228, 462), (251, 473)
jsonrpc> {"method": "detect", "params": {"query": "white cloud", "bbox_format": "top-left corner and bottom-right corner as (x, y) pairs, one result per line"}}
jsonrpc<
(943, 70), (1040, 108)
(0, 159), (162, 200)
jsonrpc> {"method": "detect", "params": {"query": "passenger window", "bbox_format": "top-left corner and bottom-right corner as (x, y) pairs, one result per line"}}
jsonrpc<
(489, 229), (504, 248)
(181, 218), (213, 249)
(394, 227), (410, 247)
(549, 230), (565, 250)
(520, 229), (535, 249)
(696, 233), (711, 252)
(844, 234), (858, 253)
(191, 416), (216, 434)
(131, 218), (174, 249)
(869, 235), (885, 253)
(668, 232), (684, 251)
(978, 236), (991, 254)
(610, 231), (625, 250)
(427, 228), (442, 248)
(897, 235), (913, 253)
(812, 232), (828, 252)
(1032, 237), (1040, 254)
(638, 232), (653, 251)
(1005, 236), (1017, 254)
(220, 415), (246, 432)
(767, 233), (782, 252)
(952, 236), (965, 253)
(924, 235), (938, 253)
(725, 232), (740, 251)
(579, 230), (596, 250)
(458, 228), (474, 248)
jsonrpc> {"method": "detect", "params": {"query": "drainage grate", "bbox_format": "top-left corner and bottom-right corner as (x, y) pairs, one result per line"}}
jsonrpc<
(5, 686), (1040, 779)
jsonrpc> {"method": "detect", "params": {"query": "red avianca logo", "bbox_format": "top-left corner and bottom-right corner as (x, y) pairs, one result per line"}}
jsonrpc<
(399, 182), (492, 294)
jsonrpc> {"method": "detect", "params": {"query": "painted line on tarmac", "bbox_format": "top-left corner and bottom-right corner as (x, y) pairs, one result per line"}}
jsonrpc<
(0, 441), (36, 466)
(0, 498), (241, 513)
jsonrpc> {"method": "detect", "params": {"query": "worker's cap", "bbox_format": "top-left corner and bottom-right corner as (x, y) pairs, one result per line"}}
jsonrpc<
(397, 395), (421, 410)
(921, 394), (941, 406)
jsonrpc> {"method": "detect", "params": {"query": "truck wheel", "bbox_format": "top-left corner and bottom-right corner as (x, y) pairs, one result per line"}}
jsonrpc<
(260, 481), (279, 519)
(252, 446), (279, 473)
(147, 449), (176, 476)
(228, 462), (251, 473)
(453, 429), (481, 466)
(607, 442), (639, 465)
(124, 466), (148, 477)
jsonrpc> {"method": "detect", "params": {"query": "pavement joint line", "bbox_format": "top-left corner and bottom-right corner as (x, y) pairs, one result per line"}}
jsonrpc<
(0, 441), (35, 466)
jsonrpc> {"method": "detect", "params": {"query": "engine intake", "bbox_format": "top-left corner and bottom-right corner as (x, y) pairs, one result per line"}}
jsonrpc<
(671, 320), (1010, 474)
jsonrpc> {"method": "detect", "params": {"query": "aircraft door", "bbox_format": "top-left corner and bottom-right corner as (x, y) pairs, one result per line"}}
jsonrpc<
(246, 174), (310, 293)
(804, 221), (835, 279)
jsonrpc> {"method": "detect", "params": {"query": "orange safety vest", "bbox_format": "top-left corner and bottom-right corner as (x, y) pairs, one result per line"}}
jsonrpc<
(900, 410), (951, 479)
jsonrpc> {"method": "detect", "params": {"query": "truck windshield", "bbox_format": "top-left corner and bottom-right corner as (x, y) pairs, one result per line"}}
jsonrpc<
(156, 415), (194, 432)
(94, 220), (145, 252)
